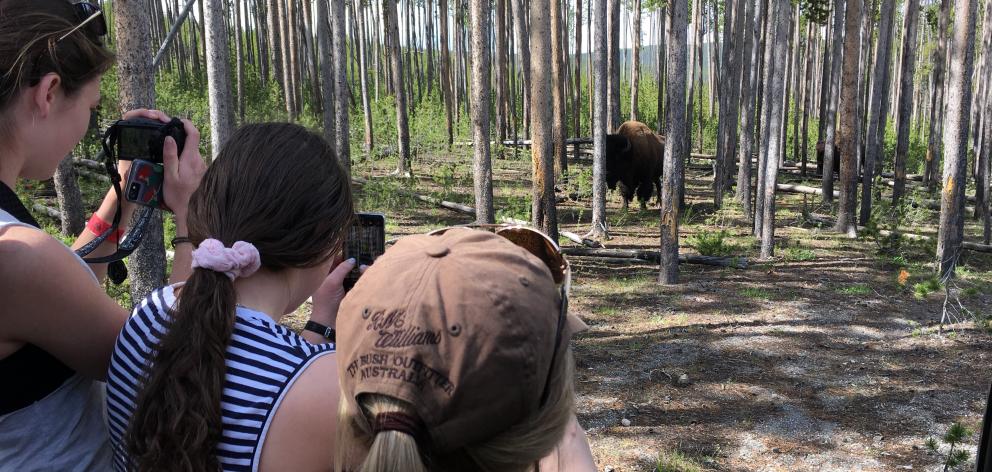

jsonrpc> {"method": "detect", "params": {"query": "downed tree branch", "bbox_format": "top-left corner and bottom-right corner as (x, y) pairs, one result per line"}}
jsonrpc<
(808, 213), (992, 253)
(560, 247), (748, 269)
(352, 176), (603, 248)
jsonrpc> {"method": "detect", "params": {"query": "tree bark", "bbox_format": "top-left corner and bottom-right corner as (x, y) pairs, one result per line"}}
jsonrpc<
(758, 0), (790, 258)
(822, 0), (845, 204)
(353, 0), (375, 155)
(331, 0), (349, 171)
(495, 0), (509, 141)
(115, 0), (166, 304)
(937, 0), (978, 277)
(530, 0), (559, 240)
(53, 155), (85, 237)
(512, 0), (531, 137)
(979, 0), (992, 244)
(590, 0), (609, 239)
(834, 0), (863, 236)
(656, 5), (667, 133)
(893, 0), (920, 204)
(470, 0), (495, 223)
(926, 0), (952, 189)
(574, 0), (583, 140)
(860, 0), (895, 225)
(551, 0), (567, 179)
(606, 0), (621, 131)
(661, 0), (688, 284)
(735, 0), (762, 218)
(439, 0), (455, 147)
(384, 0), (411, 176)
(316, 0), (336, 151)
(204, 0), (234, 160)
(715, 0), (747, 208)
(629, 0), (641, 122)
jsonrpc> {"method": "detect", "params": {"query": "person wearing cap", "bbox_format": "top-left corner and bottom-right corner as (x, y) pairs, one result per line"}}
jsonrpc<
(335, 228), (596, 471)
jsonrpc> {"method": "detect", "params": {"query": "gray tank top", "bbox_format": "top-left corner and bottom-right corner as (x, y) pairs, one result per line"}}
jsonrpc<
(0, 209), (113, 471)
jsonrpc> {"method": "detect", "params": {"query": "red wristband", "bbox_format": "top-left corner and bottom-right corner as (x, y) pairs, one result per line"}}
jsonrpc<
(86, 214), (125, 243)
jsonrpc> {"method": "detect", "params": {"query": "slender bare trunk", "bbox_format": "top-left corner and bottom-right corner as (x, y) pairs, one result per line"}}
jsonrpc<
(759, 0), (791, 258)
(629, 0), (641, 121)
(385, 0), (411, 176)
(530, 0), (559, 240)
(590, 0), (609, 239)
(893, 0), (920, 204)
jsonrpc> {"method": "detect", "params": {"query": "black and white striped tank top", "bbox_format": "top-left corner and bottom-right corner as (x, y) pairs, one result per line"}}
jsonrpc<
(105, 285), (335, 472)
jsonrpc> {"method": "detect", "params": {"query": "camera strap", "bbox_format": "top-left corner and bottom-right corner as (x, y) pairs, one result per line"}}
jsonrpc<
(73, 124), (156, 284)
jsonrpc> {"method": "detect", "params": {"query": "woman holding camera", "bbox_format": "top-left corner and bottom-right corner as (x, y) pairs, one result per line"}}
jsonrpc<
(0, 0), (205, 469)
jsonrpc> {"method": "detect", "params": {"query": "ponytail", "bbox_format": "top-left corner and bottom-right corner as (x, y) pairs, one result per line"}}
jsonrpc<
(341, 396), (429, 472)
(125, 268), (237, 472)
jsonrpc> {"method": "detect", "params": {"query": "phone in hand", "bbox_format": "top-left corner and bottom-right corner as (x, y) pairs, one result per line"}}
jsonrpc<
(124, 159), (167, 209)
(343, 213), (386, 291)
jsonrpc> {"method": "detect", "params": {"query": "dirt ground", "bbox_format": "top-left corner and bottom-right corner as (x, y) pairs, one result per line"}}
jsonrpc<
(282, 148), (992, 472)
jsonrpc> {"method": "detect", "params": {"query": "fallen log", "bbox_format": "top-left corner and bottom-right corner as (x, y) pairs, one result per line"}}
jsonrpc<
(560, 247), (748, 269)
(560, 231), (604, 248)
(808, 213), (992, 253)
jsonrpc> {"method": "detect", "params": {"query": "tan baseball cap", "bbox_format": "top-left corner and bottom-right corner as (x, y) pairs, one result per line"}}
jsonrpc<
(336, 228), (587, 453)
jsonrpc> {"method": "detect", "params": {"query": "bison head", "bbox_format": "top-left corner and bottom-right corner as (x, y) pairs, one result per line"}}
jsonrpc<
(604, 134), (632, 190)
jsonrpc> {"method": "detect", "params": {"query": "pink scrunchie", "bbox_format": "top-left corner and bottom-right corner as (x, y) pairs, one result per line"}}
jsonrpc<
(191, 239), (262, 281)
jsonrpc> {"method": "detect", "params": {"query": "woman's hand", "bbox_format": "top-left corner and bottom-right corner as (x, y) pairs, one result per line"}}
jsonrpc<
(310, 258), (360, 329)
(119, 109), (206, 220)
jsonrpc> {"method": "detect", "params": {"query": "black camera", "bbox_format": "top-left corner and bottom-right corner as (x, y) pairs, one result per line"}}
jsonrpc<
(107, 117), (187, 163)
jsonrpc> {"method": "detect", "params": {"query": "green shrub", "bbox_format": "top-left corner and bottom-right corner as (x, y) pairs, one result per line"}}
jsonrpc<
(688, 230), (739, 257)
(784, 247), (817, 262)
(913, 277), (943, 299)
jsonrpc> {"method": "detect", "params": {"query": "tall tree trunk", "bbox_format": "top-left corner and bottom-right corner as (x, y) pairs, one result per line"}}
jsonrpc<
(512, 0), (531, 137)
(629, 0), (641, 121)
(574, 0), (583, 140)
(834, 0), (863, 236)
(735, 0), (762, 217)
(753, 0), (775, 237)
(234, 0), (245, 122)
(331, 0), (349, 171)
(860, 0), (896, 225)
(551, 0), (567, 179)
(979, 0), (992, 244)
(656, 5), (667, 133)
(715, 0), (747, 208)
(470, 0), (495, 223)
(204, 0), (234, 160)
(937, 0), (978, 277)
(759, 0), (790, 258)
(385, 0), (412, 176)
(590, 0), (609, 239)
(439, 0), (455, 147)
(530, 0), (559, 240)
(607, 0), (621, 131)
(661, 0), (688, 284)
(495, 0), (508, 141)
(926, 0), (952, 189)
(53, 155), (85, 237)
(822, 0), (845, 203)
(317, 0), (336, 152)
(115, 0), (165, 304)
(267, 0), (284, 91)
(353, 0), (374, 155)
(893, 0), (920, 204)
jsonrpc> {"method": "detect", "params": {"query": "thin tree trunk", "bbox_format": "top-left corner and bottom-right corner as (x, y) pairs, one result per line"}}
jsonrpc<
(979, 0), (992, 243)
(470, 0), (495, 223)
(552, 0), (567, 179)
(834, 0), (863, 236)
(53, 155), (85, 237)
(822, 0), (845, 203)
(893, 0), (920, 204)
(115, 0), (165, 303)
(574, 0), (583, 140)
(530, 0), (559, 240)
(317, 0), (336, 152)
(860, 0), (896, 225)
(495, 0), (508, 141)
(607, 0), (621, 131)
(937, 0), (978, 277)
(736, 0), (762, 217)
(512, 0), (531, 137)
(661, 0), (689, 284)
(385, 0), (411, 176)
(753, 0), (775, 236)
(715, 0), (747, 208)
(204, 0), (233, 160)
(590, 0), (609, 239)
(630, 0), (641, 121)
(656, 5), (667, 134)
(759, 0), (791, 258)
(234, 0), (245, 122)
(267, 0), (284, 91)
(330, 0), (349, 170)
(926, 0), (952, 189)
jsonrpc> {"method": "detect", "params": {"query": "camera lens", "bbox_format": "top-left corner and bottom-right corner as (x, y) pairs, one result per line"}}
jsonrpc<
(128, 182), (141, 200)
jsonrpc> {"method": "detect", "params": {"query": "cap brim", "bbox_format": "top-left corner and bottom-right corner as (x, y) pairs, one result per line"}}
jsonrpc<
(564, 312), (589, 338)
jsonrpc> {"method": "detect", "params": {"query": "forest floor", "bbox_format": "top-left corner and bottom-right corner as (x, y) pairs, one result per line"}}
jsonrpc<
(317, 147), (992, 472)
(38, 145), (991, 472)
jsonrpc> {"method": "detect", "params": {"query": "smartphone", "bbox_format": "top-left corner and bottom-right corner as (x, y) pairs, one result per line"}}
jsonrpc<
(124, 160), (166, 209)
(343, 213), (386, 291)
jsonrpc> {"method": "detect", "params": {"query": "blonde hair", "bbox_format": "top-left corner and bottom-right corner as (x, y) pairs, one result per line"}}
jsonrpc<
(335, 349), (576, 472)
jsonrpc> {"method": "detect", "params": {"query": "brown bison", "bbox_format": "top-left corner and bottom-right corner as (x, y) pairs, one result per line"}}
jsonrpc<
(816, 141), (840, 176)
(605, 121), (665, 211)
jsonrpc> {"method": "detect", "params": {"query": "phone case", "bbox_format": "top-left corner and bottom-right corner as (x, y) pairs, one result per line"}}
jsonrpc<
(343, 213), (386, 291)
(124, 160), (167, 209)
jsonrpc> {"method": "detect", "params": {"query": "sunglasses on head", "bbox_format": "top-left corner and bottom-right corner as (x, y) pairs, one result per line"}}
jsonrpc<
(427, 224), (570, 408)
(57, 2), (107, 43)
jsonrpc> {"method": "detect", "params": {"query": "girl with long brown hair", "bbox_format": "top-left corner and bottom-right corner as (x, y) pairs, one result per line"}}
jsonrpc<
(0, 1), (205, 469)
(106, 123), (355, 472)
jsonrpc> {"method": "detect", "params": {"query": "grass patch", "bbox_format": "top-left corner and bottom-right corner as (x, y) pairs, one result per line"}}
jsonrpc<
(688, 229), (740, 257)
(913, 277), (943, 299)
(656, 450), (707, 472)
(739, 287), (773, 300)
(836, 284), (871, 296)
(593, 306), (620, 317)
(784, 247), (817, 262)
